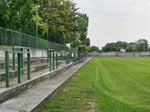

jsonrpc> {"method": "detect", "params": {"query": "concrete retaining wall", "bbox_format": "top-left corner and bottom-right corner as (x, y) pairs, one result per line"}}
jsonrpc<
(89, 52), (150, 57)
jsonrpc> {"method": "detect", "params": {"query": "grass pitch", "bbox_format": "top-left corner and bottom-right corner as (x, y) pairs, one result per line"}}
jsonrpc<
(40, 57), (150, 112)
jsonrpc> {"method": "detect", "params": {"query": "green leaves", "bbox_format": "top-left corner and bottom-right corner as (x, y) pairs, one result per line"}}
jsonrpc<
(0, 0), (35, 31)
(0, 0), (90, 45)
(71, 13), (89, 47)
(102, 39), (149, 52)
(3, 10), (11, 20)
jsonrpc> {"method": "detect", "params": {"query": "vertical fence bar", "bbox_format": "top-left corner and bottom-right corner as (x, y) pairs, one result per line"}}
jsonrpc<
(64, 52), (65, 60)
(21, 48), (23, 68)
(5, 51), (10, 87)
(68, 53), (70, 64)
(78, 52), (80, 61)
(67, 53), (69, 64)
(75, 53), (77, 61)
(18, 53), (22, 83)
(47, 50), (48, 62)
(12, 47), (16, 70)
(67, 53), (68, 64)
(56, 52), (58, 69)
(53, 51), (55, 70)
(66, 52), (67, 65)
(49, 51), (52, 71)
(27, 49), (30, 79)
(73, 52), (76, 62)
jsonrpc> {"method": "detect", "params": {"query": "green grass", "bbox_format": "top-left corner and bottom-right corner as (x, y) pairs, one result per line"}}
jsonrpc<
(40, 57), (150, 112)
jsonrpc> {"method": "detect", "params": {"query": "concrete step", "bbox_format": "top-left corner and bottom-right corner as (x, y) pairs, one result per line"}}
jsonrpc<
(0, 60), (65, 81)
(0, 60), (70, 103)
(0, 58), (91, 112)
(0, 58), (47, 69)
(0, 63), (48, 81)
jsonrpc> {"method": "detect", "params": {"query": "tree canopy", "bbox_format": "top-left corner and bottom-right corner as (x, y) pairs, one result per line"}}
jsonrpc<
(0, 0), (90, 46)
(86, 46), (99, 52)
(102, 39), (149, 52)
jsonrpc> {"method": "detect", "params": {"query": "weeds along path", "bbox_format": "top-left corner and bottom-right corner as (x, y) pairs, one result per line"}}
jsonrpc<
(40, 59), (97, 112)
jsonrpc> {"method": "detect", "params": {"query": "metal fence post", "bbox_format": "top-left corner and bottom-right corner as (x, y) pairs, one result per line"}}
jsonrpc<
(63, 52), (65, 60)
(53, 51), (55, 70)
(73, 53), (75, 62)
(56, 52), (58, 69)
(21, 48), (23, 68)
(49, 51), (52, 71)
(75, 53), (77, 61)
(68, 53), (70, 64)
(68, 53), (69, 64)
(12, 47), (15, 70)
(78, 52), (80, 61)
(65, 53), (68, 65)
(5, 51), (10, 87)
(27, 49), (30, 79)
(47, 50), (49, 62)
(18, 53), (22, 83)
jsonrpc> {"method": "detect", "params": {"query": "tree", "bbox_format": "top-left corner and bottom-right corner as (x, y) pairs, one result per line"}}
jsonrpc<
(71, 39), (80, 48)
(86, 38), (90, 46)
(126, 43), (137, 52)
(102, 43), (118, 52)
(136, 39), (149, 51)
(102, 39), (149, 52)
(86, 46), (99, 52)
(0, 0), (90, 46)
(0, 0), (35, 32)
(116, 41), (128, 49)
(91, 46), (99, 52)
(76, 13), (89, 45)
(33, 0), (78, 44)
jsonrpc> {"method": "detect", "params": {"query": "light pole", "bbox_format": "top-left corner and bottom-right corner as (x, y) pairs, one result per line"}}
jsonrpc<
(36, 6), (38, 38)
(19, 10), (22, 32)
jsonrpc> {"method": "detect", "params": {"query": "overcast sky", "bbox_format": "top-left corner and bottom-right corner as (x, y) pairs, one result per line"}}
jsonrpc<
(73, 0), (150, 49)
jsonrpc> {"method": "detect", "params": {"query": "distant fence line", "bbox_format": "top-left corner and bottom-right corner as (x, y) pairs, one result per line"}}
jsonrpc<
(89, 52), (150, 57)
(0, 27), (69, 51)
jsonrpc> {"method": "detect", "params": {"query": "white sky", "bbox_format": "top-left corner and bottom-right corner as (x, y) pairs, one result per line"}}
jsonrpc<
(73, 0), (150, 49)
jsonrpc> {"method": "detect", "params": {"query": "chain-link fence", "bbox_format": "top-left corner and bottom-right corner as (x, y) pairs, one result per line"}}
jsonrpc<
(0, 27), (69, 51)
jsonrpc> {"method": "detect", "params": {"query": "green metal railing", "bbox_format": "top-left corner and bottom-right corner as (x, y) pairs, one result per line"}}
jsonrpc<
(48, 49), (54, 71)
(0, 27), (90, 88)
(48, 49), (59, 71)
(0, 27), (69, 51)
(5, 47), (31, 87)
(5, 47), (88, 87)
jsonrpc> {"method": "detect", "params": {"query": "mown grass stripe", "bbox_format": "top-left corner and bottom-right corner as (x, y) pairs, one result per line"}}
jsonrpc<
(40, 57), (150, 112)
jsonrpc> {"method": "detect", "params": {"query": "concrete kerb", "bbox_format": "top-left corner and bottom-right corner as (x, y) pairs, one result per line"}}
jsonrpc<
(31, 57), (92, 112)
(0, 58), (90, 104)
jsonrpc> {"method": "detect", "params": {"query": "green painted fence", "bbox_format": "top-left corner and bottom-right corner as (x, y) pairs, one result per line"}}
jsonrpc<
(0, 27), (69, 51)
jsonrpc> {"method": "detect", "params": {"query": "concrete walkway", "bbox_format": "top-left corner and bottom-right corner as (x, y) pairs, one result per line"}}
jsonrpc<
(0, 58), (91, 112)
